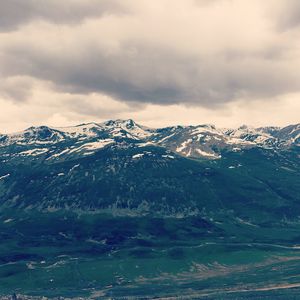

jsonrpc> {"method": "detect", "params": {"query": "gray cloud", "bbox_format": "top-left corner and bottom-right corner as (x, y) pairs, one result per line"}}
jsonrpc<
(273, 0), (300, 30)
(2, 39), (299, 107)
(0, 0), (127, 31)
(0, 0), (300, 113)
(0, 76), (33, 102)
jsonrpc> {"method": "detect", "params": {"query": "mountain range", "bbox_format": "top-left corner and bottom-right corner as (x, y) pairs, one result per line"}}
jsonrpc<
(0, 119), (299, 217)
(0, 119), (299, 161)
(0, 119), (300, 299)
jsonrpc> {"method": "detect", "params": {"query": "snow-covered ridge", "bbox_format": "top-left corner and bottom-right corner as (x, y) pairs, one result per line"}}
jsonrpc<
(55, 122), (102, 138)
(55, 119), (153, 140)
(0, 120), (299, 160)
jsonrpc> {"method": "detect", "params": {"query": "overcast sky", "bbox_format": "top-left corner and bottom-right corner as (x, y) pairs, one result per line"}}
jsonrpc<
(0, 0), (300, 132)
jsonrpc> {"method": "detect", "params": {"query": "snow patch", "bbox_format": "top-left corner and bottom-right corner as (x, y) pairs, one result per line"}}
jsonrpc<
(0, 174), (10, 180)
(68, 139), (114, 155)
(3, 218), (13, 223)
(19, 148), (49, 156)
(46, 148), (71, 160)
(158, 132), (176, 143)
(132, 153), (144, 159)
(196, 148), (220, 158)
(69, 164), (80, 172)
(176, 139), (192, 153)
(137, 142), (155, 147)
(56, 123), (100, 138)
(162, 155), (175, 159)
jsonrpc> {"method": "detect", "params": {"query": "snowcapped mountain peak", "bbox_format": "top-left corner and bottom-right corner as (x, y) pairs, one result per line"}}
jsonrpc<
(257, 126), (281, 134)
(0, 120), (298, 160)
(100, 119), (153, 139)
(8, 125), (51, 137)
(199, 124), (216, 130)
(24, 126), (64, 140)
(3, 126), (65, 145)
(191, 124), (220, 134)
(56, 122), (103, 138)
(121, 118), (137, 128)
(276, 123), (300, 145)
(238, 124), (251, 130)
(102, 119), (136, 127)
(26, 125), (50, 131)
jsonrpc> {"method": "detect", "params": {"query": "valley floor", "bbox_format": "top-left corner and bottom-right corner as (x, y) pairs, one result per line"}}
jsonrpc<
(1, 212), (300, 299)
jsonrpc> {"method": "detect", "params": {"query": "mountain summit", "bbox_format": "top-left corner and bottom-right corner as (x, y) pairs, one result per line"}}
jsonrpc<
(0, 120), (299, 161)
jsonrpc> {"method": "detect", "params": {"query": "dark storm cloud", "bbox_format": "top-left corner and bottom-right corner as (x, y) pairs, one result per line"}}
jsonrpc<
(1, 42), (194, 104)
(0, 0), (127, 31)
(0, 0), (300, 110)
(2, 39), (299, 107)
